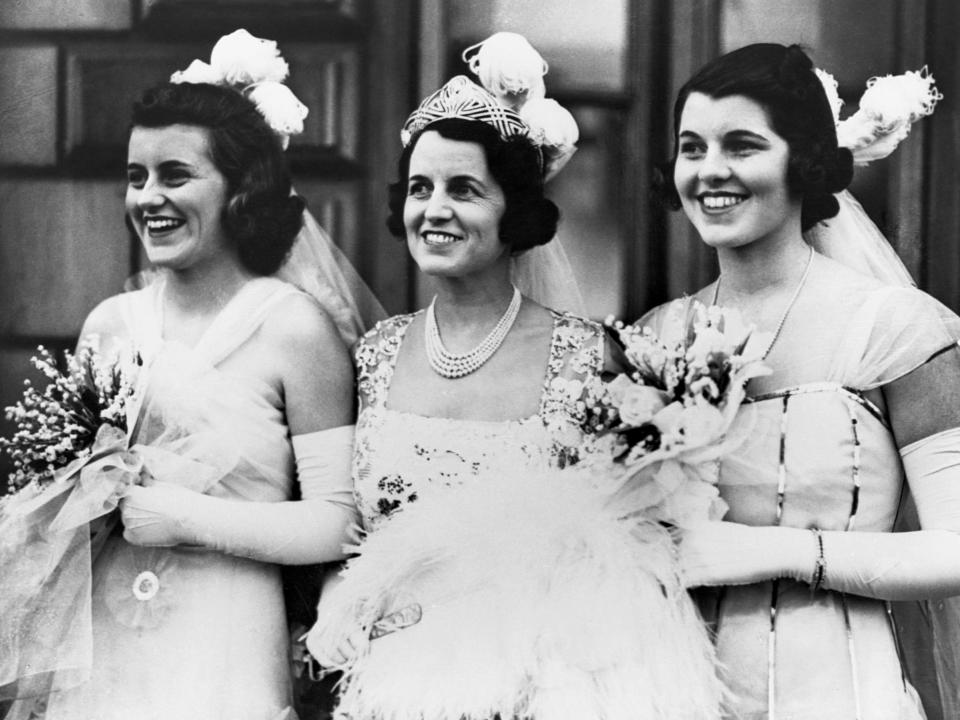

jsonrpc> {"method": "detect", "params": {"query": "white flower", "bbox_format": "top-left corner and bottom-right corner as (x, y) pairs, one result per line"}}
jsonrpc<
(246, 82), (308, 147)
(170, 59), (222, 86)
(651, 401), (684, 438)
(465, 32), (547, 110)
(210, 29), (289, 86)
(814, 68), (843, 125)
(618, 384), (669, 426)
(685, 325), (729, 367)
(677, 404), (725, 447)
(520, 98), (579, 151)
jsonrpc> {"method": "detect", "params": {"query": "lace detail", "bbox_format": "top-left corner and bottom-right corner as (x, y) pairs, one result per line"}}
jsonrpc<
(353, 311), (603, 530)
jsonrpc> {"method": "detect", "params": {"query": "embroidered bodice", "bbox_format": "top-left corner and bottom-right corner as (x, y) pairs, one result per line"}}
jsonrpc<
(352, 310), (604, 531)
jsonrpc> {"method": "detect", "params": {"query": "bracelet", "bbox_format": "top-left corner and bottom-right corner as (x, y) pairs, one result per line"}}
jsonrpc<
(810, 528), (826, 592)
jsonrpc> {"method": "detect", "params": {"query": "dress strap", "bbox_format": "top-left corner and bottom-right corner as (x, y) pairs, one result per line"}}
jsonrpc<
(537, 312), (605, 462)
(117, 284), (163, 362)
(355, 313), (418, 410)
(193, 277), (304, 367)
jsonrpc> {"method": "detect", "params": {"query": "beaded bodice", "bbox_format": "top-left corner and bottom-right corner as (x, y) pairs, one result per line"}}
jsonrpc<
(352, 310), (604, 531)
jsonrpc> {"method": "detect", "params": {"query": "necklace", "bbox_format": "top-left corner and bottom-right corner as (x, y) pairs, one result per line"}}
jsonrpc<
(425, 286), (522, 379)
(713, 246), (815, 359)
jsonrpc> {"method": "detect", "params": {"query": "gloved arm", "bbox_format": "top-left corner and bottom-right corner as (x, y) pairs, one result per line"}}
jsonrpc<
(680, 427), (960, 601)
(121, 425), (359, 565)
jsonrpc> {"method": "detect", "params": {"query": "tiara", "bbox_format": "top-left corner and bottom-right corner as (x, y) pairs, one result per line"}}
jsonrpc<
(401, 76), (528, 146)
(400, 33), (578, 182)
(170, 29), (308, 149)
(816, 66), (941, 165)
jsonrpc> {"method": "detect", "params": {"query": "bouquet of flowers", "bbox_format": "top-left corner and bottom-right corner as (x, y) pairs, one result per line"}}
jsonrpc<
(581, 298), (771, 527)
(0, 343), (147, 702)
(2, 344), (142, 499)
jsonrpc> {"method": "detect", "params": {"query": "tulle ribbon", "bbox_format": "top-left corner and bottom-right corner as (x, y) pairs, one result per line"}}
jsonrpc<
(0, 424), (229, 705)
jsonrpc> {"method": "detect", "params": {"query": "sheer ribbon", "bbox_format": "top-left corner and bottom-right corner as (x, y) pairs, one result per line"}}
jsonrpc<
(0, 391), (236, 716)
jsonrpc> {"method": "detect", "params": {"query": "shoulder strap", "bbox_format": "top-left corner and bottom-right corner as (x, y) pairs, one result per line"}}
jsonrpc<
(194, 278), (304, 366)
(541, 311), (604, 384)
(355, 312), (418, 410)
(117, 284), (163, 362)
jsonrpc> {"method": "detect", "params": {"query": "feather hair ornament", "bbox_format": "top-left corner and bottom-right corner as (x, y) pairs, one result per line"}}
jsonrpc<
(817, 66), (942, 165)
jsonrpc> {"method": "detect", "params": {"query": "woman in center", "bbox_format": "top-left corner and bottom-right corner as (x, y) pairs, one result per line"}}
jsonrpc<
(353, 116), (598, 530)
(308, 35), (723, 720)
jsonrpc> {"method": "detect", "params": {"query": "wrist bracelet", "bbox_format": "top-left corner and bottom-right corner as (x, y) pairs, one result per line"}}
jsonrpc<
(810, 528), (826, 592)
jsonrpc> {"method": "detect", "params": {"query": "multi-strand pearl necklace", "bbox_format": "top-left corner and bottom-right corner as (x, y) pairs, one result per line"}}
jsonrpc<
(713, 246), (815, 359)
(425, 286), (522, 379)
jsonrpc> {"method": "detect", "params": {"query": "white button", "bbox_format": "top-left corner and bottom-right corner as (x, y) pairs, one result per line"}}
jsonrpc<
(132, 570), (160, 601)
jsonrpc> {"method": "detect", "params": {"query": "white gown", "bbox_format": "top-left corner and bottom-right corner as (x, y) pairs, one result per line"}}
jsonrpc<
(41, 278), (302, 720)
(313, 311), (724, 720)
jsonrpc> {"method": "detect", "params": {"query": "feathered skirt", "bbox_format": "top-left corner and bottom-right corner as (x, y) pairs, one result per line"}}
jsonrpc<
(312, 467), (724, 720)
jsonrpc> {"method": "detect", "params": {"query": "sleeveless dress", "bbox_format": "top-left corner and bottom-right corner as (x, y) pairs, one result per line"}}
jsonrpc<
(314, 310), (725, 719)
(44, 277), (303, 720)
(352, 310), (605, 530)
(645, 282), (960, 720)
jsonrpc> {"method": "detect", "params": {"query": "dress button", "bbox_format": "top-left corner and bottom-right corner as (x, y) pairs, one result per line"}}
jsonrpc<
(132, 570), (160, 601)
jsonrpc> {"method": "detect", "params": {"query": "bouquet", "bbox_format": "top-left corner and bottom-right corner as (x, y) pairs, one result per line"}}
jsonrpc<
(2, 343), (142, 499)
(581, 298), (771, 527)
(0, 343), (145, 703)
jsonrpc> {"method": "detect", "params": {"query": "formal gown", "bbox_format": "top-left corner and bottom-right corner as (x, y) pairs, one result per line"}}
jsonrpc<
(645, 280), (960, 720)
(315, 310), (723, 720)
(352, 310), (605, 530)
(43, 277), (303, 720)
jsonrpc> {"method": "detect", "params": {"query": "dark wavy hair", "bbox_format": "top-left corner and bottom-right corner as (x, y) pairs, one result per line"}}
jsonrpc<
(130, 82), (304, 275)
(386, 118), (559, 253)
(654, 43), (853, 232)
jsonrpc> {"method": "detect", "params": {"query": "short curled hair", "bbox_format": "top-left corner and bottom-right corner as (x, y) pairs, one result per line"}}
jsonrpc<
(385, 118), (559, 253)
(131, 82), (304, 275)
(654, 43), (853, 232)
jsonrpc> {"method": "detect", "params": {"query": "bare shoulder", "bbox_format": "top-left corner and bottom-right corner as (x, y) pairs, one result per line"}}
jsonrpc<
(258, 291), (351, 370)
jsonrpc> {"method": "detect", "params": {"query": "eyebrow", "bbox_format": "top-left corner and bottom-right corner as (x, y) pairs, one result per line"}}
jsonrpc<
(408, 172), (486, 185)
(126, 160), (197, 170)
(678, 129), (770, 143)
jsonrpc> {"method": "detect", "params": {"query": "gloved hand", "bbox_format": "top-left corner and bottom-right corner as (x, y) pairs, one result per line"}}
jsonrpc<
(120, 482), (199, 547)
(678, 521), (814, 588)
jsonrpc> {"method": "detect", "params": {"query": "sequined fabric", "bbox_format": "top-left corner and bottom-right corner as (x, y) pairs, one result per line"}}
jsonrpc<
(352, 311), (604, 531)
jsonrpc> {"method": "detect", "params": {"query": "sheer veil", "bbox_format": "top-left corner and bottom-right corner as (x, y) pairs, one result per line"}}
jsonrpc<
(275, 206), (385, 347)
(511, 236), (587, 316)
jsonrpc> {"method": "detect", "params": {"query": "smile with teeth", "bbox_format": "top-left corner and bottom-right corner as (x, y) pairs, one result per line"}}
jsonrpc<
(145, 217), (186, 232)
(699, 194), (746, 210)
(423, 231), (462, 246)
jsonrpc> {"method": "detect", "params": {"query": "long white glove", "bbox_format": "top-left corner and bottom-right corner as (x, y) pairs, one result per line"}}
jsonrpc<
(120, 425), (359, 564)
(680, 427), (960, 601)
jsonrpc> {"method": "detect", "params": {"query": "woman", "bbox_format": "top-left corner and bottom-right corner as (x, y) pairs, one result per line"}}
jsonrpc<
(307, 34), (723, 720)
(646, 43), (960, 718)
(6, 34), (367, 720)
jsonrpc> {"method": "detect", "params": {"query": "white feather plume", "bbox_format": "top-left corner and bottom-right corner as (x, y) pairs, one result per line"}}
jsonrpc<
(313, 467), (724, 720)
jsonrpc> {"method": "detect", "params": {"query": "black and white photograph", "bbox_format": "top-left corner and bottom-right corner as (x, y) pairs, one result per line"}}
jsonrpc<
(1, 1), (959, 718)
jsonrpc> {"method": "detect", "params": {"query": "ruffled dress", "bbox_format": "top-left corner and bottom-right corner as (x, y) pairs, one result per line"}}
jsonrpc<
(645, 280), (960, 719)
(38, 278), (303, 720)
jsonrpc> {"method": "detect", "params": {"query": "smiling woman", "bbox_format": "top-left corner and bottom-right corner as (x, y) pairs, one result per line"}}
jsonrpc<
(643, 43), (960, 719)
(1, 34), (371, 720)
(126, 124), (231, 272)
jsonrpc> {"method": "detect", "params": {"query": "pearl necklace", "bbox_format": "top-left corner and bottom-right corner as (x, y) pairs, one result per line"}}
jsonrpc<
(713, 246), (815, 359)
(425, 286), (522, 379)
